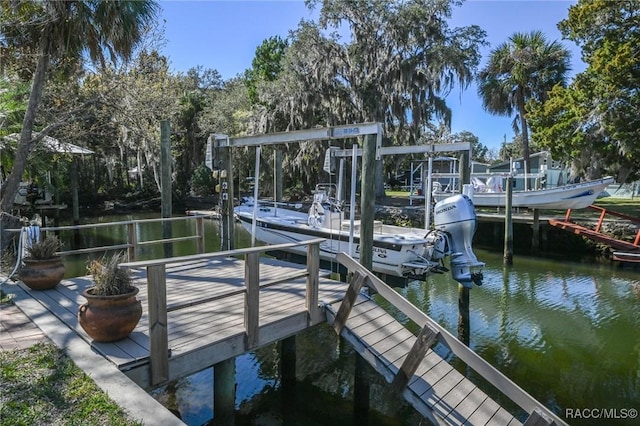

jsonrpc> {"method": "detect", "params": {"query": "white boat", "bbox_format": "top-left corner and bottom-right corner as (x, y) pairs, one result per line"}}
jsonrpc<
(235, 189), (484, 287)
(433, 176), (614, 209)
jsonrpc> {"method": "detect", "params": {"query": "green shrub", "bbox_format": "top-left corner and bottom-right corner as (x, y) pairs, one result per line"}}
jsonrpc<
(190, 165), (215, 196)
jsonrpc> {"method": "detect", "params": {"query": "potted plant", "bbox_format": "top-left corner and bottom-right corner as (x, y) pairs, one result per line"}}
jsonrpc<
(19, 235), (65, 290)
(78, 252), (142, 343)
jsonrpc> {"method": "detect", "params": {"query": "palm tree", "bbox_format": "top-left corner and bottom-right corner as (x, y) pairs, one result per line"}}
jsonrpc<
(0, 0), (159, 212)
(477, 31), (571, 175)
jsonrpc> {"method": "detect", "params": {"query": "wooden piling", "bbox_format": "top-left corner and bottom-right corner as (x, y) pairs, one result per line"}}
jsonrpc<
(353, 354), (370, 423)
(458, 285), (470, 346)
(214, 358), (236, 425)
(160, 120), (172, 258)
(359, 134), (377, 273)
(219, 145), (234, 251)
(281, 336), (296, 424)
(532, 209), (540, 251)
(504, 176), (513, 265)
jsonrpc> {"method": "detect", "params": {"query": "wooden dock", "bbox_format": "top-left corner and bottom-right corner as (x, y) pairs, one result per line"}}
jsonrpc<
(18, 240), (347, 389)
(5, 215), (568, 425)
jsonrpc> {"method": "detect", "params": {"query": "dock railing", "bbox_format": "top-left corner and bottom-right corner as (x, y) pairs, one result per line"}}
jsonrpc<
(335, 252), (567, 426)
(119, 238), (323, 386)
(6, 216), (207, 264)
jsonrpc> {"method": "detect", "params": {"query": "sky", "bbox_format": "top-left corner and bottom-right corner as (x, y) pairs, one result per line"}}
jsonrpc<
(160, 0), (585, 153)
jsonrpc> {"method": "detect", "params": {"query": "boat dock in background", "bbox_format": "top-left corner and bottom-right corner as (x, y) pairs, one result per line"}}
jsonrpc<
(549, 204), (640, 261)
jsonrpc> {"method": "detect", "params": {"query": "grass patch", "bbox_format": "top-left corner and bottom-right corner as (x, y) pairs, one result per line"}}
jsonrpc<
(0, 343), (142, 426)
(1, 289), (12, 304)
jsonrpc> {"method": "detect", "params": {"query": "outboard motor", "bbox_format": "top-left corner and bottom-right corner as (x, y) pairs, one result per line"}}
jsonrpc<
(433, 194), (484, 287)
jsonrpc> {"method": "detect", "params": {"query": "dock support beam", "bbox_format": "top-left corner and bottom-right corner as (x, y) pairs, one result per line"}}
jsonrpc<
(148, 264), (169, 385)
(354, 354), (370, 424)
(281, 336), (296, 424)
(214, 358), (236, 425)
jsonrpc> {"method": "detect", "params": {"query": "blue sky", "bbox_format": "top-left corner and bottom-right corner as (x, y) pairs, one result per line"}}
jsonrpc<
(160, 0), (584, 152)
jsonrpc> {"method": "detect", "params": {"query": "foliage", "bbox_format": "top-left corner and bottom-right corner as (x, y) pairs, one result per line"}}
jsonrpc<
(477, 30), (571, 174)
(528, 0), (640, 181)
(0, 0), (160, 212)
(245, 36), (288, 105)
(190, 164), (215, 196)
(87, 252), (134, 296)
(252, 0), (486, 195)
(0, 342), (142, 425)
(25, 235), (62, 259)
(173, 67), (223, 197)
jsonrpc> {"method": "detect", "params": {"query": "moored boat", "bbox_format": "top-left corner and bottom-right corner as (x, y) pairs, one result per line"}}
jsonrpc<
(235, 189), (484, 287)
(433, 176), (614, 209)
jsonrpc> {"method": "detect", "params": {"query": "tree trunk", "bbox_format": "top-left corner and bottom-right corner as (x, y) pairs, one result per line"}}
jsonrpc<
(0, 36), (50, 212)
(518, 94), (531, 175)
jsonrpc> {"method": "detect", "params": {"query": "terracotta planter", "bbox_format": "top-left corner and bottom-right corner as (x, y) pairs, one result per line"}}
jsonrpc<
(78, 287), (142, 343)
(19, 257), (65, 290)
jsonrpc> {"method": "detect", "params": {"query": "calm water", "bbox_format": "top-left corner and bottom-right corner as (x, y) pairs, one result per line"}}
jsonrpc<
(59, 214), (640, 425)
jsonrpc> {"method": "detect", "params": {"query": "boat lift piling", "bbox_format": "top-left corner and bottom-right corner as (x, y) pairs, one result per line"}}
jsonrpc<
(160, 120), (173, 258)
(504, 176), (514, 265)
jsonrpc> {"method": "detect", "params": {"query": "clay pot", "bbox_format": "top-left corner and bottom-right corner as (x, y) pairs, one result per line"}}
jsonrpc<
(78, 287), (142, 342)
(19, 257), (65, 290)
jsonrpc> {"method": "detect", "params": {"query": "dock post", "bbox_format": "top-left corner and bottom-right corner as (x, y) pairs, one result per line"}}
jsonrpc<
(504, 176), (513, 265)
(281, 336), (296, 424)
(195, 216), (205, 254)
(359, 133), (377, 277)
(306, 242), (322, 324)
(458, 284), (470, 346)
(160, 120), (172, 258)
(532, 209), (540, 251)
(147, 264), (169, 385)
(244, 252), (260, 349)
(218, 144), (234, 251)
(353, 354), (370, 424)
(213, 358), (236, 425)
(126, 222), (137, 261)
(71, 157), (80, 226)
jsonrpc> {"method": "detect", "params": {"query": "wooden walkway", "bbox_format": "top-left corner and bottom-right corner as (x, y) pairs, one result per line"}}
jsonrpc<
(326, 296), (519, 425)
(326, 253), (567, 426)
(19, 252), (347, 389)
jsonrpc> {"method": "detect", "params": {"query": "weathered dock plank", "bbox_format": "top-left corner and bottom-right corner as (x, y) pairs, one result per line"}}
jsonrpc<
(325, 296), (522, 426)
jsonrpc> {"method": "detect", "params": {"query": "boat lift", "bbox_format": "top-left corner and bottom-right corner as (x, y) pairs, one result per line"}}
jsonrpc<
(209, 122), (473, 236)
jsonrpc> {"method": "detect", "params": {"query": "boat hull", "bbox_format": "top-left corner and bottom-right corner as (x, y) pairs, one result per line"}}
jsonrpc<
(235, 207), (437, 279)
(435, 177), (614, 209)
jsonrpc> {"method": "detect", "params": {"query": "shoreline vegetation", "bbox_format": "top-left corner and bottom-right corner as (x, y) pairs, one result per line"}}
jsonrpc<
(0, 342), (142, 426)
